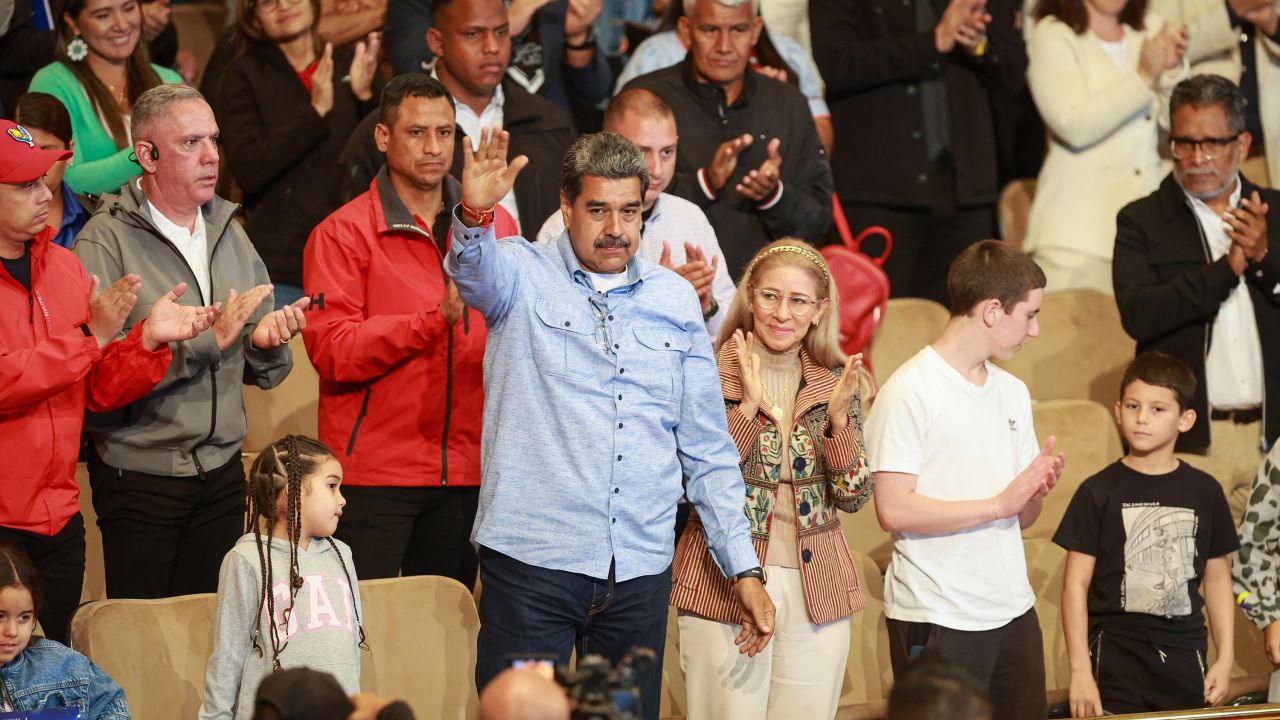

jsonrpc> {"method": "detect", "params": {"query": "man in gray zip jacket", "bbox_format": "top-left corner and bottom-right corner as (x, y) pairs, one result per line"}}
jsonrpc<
(74, 84), (308, 599)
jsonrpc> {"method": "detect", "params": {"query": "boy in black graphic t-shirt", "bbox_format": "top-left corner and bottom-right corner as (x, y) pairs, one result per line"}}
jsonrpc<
(1054, 352), (1239, 716)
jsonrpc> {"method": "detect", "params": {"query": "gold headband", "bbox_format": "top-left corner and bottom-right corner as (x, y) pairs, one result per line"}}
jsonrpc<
(747, 245), (830, 282)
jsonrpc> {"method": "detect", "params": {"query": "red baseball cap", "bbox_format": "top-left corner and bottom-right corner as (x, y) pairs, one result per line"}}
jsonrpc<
(0, 120), (72, 183)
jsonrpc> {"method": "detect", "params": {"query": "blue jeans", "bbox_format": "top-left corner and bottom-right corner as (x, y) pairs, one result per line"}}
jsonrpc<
(475, 546), (671, 720)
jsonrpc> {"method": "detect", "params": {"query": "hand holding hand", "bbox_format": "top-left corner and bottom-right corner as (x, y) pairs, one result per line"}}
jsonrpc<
(311, 43), (335, 117)
(1138, 30), (1169, 88)
(1163, 22), (1188, 70)
(660, 242), (719, 313)
(1265, 619), (1280, 665)
(251, 296), (310, 350)
(936, 0), (988, 53)
(1226, 191), (1270, 263)
(705, 133), (753, 192)
(349, 32), (381, 101)
(460, 127), (529, 222)
(735, 138), (782, 202)
(141, 282), (216, 351)
(212, 285), (273, 351)
(828, 353), (863, 434)
(753, 65), (789, 83)
(442, 279), (465, 326)
(1204, 658), (1232, 706)
(565, 0), (603, 41)
(88, 274), (141, 348)
(733, 329), (763, 417)
(996, 436), (1064, 518)
(1068, 669), (1104, 718)
(731, 578), (775, 656)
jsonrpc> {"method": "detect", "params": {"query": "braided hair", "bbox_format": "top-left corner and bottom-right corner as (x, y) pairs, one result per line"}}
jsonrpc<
(245, 435), (366, 669)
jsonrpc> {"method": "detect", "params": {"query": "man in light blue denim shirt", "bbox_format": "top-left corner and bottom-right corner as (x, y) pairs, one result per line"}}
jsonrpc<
(445, 129), (774, 717)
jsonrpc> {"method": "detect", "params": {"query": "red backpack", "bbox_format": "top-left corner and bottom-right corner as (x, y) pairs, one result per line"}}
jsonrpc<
(819, 198), (891, 368)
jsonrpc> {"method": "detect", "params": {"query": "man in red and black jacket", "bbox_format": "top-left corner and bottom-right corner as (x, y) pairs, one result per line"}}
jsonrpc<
(0, 119), (213, 643)
(303, 75), (517, 587)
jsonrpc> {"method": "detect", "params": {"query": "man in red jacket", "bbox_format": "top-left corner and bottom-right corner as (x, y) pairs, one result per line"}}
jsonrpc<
(303, 75), (516, 586)
(0, 119), (214, 643)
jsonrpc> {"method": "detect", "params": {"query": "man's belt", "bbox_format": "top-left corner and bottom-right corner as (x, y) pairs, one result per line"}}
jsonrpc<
(1210, 406), (1263, 424)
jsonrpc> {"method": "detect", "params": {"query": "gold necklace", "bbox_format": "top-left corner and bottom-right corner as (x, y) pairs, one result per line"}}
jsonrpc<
(757, 354), (801, 420)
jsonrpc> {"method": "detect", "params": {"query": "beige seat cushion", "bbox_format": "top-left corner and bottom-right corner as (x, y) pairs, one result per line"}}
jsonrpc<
(242, 335), (320, 454)
(1025, 399), (1124, 542)
(995, 290), (1135, 407)
(868, 298), (950, 384)
(70, 593), (219, 720)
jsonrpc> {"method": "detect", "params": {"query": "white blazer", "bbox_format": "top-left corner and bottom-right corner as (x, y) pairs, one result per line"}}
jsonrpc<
(1149, 0), (1280, 184)
(1024, 12), (1188, 260)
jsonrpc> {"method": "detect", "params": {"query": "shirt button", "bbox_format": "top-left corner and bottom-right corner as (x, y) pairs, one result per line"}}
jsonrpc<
(564, 321), (571, 327)
(906, 85), (917, 96)
(608, 315), (614, 321)
(617, 455), (622, 461)
(912, 130), (922, 140)
(664, 342), (670, 347)
(917, 173), (928, 183)
(617, 394), (622, 400)
(619, 368), (625, 374)
(1133, 168), (1141, 176)
(612, 518), (617, 524)
(618, 422), (624, 429)
(614, 488), (620, 494)
(614, 343), (620, 349)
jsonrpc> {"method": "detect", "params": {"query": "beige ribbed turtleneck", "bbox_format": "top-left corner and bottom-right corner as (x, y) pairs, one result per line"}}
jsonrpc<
(753, 343), (802, 569)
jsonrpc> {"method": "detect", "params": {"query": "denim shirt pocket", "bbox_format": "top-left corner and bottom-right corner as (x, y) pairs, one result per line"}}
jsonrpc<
(12, 676), (91, 711)
(632, 326), (690, 402)
(533, 297), (597, 381)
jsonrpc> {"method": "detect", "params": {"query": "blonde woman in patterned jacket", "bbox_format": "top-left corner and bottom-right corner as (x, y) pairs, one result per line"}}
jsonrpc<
(671, 238), (874, 720)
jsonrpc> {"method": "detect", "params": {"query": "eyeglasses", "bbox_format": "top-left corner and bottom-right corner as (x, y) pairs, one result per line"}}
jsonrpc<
(1169, 134), (1240, 161)
(251, 0), (303, 12)
(752, 288), (818, 316)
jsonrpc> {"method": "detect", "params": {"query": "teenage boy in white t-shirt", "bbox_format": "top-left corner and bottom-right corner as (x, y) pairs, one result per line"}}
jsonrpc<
(865, 240), (1065, 720)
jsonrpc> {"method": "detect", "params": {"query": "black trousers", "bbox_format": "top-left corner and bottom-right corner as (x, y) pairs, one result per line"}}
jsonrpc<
(0, 514), (85, 645)
(87, 447), (244, 599)
(335, 485), (480, 589)
(842, 201), (995, 307)
(888, 608), (1047, 720)
(1092, 628), (1206, 714)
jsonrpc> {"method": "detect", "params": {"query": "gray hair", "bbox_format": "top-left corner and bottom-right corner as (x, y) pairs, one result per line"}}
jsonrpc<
(682, 0), (760, 19)
(131, 84), (207, 141)
(1170, 74), (1246, 135)
(561, 132), (649, 205)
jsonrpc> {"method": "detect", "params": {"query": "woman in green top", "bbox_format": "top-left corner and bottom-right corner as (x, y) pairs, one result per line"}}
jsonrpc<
(28, 0), (181, 196)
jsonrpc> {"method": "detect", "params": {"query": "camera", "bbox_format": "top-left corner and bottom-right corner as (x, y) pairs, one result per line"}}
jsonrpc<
(508, 647), (656, 720)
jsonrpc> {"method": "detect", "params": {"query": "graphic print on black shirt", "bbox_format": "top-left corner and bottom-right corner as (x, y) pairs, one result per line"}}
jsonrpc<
(1053, 459), (1239, 644)
(1121, 505), (1196, 617)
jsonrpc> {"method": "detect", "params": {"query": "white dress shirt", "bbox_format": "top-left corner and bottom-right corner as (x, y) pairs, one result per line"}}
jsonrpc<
(143, 181), (212, 304)
(1189, 177), (1265, 409)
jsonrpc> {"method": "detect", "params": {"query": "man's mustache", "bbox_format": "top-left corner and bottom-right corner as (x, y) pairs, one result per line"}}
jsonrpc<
(595, 236), (632, 249)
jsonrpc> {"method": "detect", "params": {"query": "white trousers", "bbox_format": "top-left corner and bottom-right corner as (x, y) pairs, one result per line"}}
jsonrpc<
(677, 565), (851, 720)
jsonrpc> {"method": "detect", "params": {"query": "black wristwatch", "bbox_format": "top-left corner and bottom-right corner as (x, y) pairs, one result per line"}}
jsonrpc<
(734, 566), (766, 585)
(702, 297), (719, 322)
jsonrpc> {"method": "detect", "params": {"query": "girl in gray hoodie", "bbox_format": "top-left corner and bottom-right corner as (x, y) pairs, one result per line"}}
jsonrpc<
(199, 436), (365, 720)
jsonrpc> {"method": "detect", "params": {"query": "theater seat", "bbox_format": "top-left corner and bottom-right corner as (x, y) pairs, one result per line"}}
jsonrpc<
(1025, 399), (1124, 542)
(76, 462), (106, 603)
(1024, 538), (1069, 692)
(357, 575), (480, 719)
(70, 592), (219, 719)
(840, 551), (893, 708)
(995, 290), (1134, 407)
(998, 179), (1037, 253)
(71, 576), (480, 720)
(242, 336), (320, 454)
(869, 298), (950, 384)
